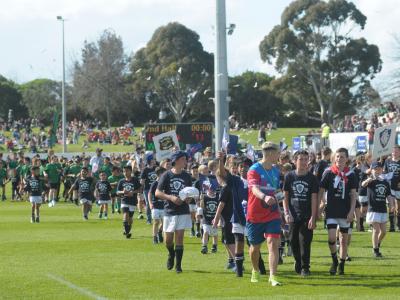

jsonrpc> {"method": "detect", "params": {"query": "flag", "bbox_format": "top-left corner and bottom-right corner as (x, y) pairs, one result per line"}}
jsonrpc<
(246, 143), (255, 162)
(221, 126), (229, 152)
(187, 143), (203, 158)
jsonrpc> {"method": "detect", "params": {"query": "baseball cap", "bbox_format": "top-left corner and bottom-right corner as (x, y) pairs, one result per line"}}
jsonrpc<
(171, 151), (188, 164)
(261, 142), (279, 151)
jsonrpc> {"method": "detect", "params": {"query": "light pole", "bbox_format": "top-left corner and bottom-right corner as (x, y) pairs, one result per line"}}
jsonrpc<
(214, 0), (231, 152)
(57, 15), (67, 153)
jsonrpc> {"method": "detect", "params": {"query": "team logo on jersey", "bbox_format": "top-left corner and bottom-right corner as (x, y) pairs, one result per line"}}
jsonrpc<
(124, 184), (133, 192)
(377, 185), (386, 195)
(295, 184), (304, 194)
(149, 173), (158, 181)
(98, 183), (107, 192)
(81, 181), (90, 191)
(379, 128), (392, 148)
(207, 202), (217, 212)
(173, 180), (182, 191)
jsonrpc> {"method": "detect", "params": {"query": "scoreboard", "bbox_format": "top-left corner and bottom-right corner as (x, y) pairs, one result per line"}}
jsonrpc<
(145, 123), (213, 151)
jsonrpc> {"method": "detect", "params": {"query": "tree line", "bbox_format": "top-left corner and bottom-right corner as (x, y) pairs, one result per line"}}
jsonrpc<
(0, 0), (384, 127)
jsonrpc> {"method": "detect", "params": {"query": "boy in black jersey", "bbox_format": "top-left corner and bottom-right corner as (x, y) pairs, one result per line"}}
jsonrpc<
(362, 161), (394, 257)
(117, 166), (141, 239)
(140, 155), (157, 224)
(149, 167), (166, 244)
(156, 151), (192, 273)
(95, 171), (112, 219)
(69, 167), (95, 220)
(283, 150), (318, 276)
(383, 145), (400, 231)
(25, 166), (44, 223)
(319, 148), (357, 276)
(200, 182), (219, 254)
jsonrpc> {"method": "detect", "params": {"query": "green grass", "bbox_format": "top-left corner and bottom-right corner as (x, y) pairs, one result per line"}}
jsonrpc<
(1, 186), (400, 299)
(0, 127), (316, 153)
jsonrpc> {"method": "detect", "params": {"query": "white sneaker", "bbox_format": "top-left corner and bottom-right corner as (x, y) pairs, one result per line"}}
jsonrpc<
(52, 200), (56, 207)
(48, 202), (53, 207)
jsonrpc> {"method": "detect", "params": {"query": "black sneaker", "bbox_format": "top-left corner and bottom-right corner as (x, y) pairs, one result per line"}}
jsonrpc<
(226, 261), (235, 270)
(175, 266), (182, 273)
(338, 262), (345, 275)
(211, 245), (217, 253)
(278, 256), (283, 265)
(126, 233), (132, 239)
(301, 269), (311, 277)
(167, 255), (175, 270)
(153, 236), (158, 244)
(196, 231), (201, 238)
(35, 217), (40, 223)
(389, 226), (395, 232)
(294, 262), (301, 274)
(158, 232), (164, 243)
(346, 255), (352, 262)
(191, 229), (195, 237)
(374, 252), (383, 258)
(31, 216), (35, 223)
(201, 246), (208, 254)
(329, 260), (338, 275)
(83, 215), (88, 220)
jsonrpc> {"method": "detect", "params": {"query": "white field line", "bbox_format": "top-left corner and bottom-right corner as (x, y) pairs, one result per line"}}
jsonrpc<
(47, 273), (108, 300)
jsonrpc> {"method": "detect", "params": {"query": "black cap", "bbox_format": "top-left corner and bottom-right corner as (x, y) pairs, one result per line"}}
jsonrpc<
(371, 161), (383, 169)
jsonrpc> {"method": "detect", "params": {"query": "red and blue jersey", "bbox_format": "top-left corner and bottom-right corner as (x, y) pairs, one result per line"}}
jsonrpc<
(247, 162), (281, 223)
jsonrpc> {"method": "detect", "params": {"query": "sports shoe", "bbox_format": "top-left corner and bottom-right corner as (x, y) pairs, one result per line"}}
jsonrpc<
(31, 216), (35, 223)
(374, 252), (383, 258)
(137, 213), (144, 220)
(287, 245), (293, 257)
(251, 270), (260, 283)
(196, 231), (201, 238)
(201, 246), (208, 254)
(329, 260), (338, 275)
(167, 255), (175, 270)
(226, 261), (235, 270)
(48, 202), (53, 208)
(83, 215), (88, 221)
(175, 266), (182, 274)
(269, 275), (282, 286)
(346, 255), (352, 262)
(191, 229), (196, 237)
(35, 217), (40, 223)
(301, 269), (311, 277)
(153, 236), (158, 244)
(211, 245), (217, 253)
(98, 214), (103, 219)
(126, 233), (132, 239)
(103, 215), (108, 220)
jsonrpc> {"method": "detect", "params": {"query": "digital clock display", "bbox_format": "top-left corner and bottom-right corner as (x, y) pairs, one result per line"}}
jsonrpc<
(145, 123), (213, 151)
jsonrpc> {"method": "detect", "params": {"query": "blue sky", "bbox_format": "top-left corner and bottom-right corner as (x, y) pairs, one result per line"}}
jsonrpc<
(0, 0), (399, 90)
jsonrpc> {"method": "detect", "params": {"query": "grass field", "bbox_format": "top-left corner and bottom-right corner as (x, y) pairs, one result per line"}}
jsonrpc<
(0, 127), (315, 153)
(1, 186), (400, 299)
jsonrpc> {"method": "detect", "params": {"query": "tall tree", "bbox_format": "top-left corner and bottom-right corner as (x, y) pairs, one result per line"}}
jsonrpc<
(229, 71), (283, 124)
(129, 22), (213, 122)
(72, 29), (128, 127)
(259, 0), (382, 123)
(0, 75), (28, 121)
(20, 78), (61, 123)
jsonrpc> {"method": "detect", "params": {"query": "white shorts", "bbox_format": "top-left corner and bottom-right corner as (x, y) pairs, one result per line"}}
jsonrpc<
(202, 224), (218, 237)
(232, 223), (247, 236)
(163, 214), (192, 233)
(121, 204), (136, 212)
(358, 196), (368, 203)
(326, 218), (350, 229)
(196, 207), (203, 217)
(189, 204), (197, 213)
(29, 196), (42, 204)
(152, 209), (165, 220)
(366, 212), (388, 224)
(80, 198), (92, 205)
(98, 200), (111, 205)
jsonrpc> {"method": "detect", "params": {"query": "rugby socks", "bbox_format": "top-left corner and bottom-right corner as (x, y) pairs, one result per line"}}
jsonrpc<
(331, 252), (338, 263)
(360, 217), (364, 231)
(235, 253), (244, 277)
(373, 247), (380, 254)
(389, 213), (395, 230)
(338, 258), (345, 275)
(123, 221), (130, 234)
(196, 221), (200, 232)
(167, 244), (175, 258)
(175, 245), (183, 271)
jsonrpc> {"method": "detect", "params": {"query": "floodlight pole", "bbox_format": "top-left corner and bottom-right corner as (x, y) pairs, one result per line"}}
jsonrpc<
(214, 0), (230, 152)
(57, 16), (67, 153)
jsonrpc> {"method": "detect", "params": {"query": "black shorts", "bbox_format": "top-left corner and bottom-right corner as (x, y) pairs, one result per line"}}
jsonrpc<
(111, 193), (117, 198)
(49, 182), (59, 189)
(221, 222), (235, 245)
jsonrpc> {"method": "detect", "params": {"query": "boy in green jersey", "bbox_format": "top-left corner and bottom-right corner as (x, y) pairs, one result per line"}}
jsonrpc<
(44, 156), (62, 207)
